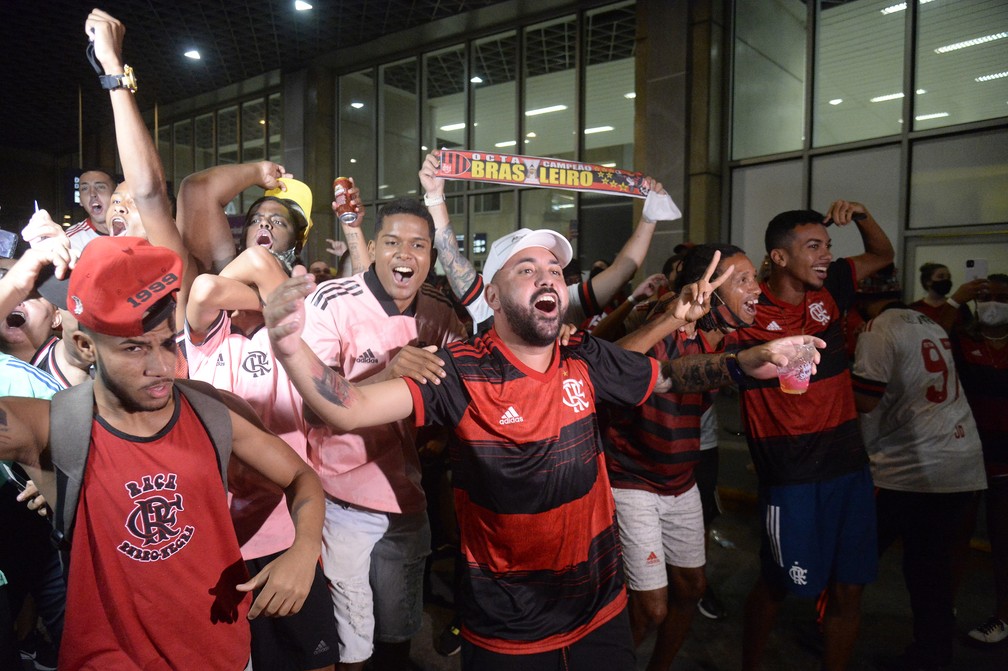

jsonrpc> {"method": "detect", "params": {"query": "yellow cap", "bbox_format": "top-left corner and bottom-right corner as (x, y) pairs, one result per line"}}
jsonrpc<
(264, 177), (313, 246)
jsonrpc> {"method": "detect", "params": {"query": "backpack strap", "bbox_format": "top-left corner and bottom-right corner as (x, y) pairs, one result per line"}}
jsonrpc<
(49, 379), (96, 545)
(174, 379), (233, 491)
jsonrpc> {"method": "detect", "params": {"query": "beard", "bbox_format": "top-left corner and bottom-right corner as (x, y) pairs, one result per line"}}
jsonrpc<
(498, 289), (561, 347)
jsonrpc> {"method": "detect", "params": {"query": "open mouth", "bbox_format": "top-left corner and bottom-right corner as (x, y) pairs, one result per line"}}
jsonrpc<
(742, 298), (758, 317)
(812, 265), (828, 280)
(256, 231), (273, 248)
(110, 216), (127, 237)
(533, 292), (558, 314)
(90, 199), (104, 216)
(392, 266), (415, 284)
(5, 310), (26, 328)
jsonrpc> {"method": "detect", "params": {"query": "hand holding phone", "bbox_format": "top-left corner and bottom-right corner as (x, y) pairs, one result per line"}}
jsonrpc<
(965, 259), (988, 283)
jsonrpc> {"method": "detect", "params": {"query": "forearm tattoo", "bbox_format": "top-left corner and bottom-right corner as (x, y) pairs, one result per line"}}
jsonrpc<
(344, 228), (369, 275)
(660, 353), (730, 392)
(434, 225), (477, 296)
(310, 361), (355, 409)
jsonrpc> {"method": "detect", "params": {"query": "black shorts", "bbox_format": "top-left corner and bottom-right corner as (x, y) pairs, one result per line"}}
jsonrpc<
(246, 551), (340, 670)
(460, 608), (634, 671)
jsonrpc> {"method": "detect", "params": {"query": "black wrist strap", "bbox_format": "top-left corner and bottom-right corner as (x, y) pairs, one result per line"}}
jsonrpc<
(86, 41), (103, 76)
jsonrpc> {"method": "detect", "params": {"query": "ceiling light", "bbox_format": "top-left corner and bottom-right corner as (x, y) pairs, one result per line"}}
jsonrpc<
(601, 162), (617, 168)
(935, 32), (1007, 54)
(525, 105), (567, 116)
(584, 126), (614, 134)
(870, 92), (904, 103)
(526, 132), (537, 138)
(494, 140), (517, 147)
(350, 101), (364, 109)
(258, 119), (265, 125)
(294, 1), (313, 10)
(829, 98), (843, 106)
(915, 112), (949, 121)
(976, 71), (1008, 82)
(439, 122), (466, 131)
(421, 145), (428, 151)
(350, 158), (357, 163)
(624, 92), (636, 99)
(880, 0), (933, 15)
(470, 76), (483, 84)
(184, 49), (201, 60)
(916, 89), (926, 95)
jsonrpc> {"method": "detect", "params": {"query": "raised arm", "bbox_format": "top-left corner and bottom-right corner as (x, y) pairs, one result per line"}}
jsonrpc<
(419, 152), (479, 301)
(263, 271), (417, 431)
(336, 180), (371, 275)
(586, 177), (663, 307)
(177, 161), (289, 275)
(822, 200), (894, 281)
(186, 246), (290, 338)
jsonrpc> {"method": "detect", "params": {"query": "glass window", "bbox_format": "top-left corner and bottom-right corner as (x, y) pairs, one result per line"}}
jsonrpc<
(732, 0), (807, 159)
(423, 46), (466, 195)
(194, 113), (215, 171)
(810, 146), (901, 260)
(524, 16), (577, 160)
(268, 93), (283, 163)
(380, 58), (419, 200)
(339, 70), (376, 201)
(813, 0), (904, 147)
(915, 0), (1008, 131)
(585, 3), (636, 169)
(730, 161), (804, 259)
(520, 188), (576, 241)
(469, 191), (516, 273)
(241, 99), (267, 210)
(910, 129), (1008, 228)
(908, 240), (1008, 302)
(473, 33), (517, 190)
(173, 120), (193, 186)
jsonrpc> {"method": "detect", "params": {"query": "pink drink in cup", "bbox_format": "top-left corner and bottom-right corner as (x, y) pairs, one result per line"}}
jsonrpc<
(777, 343), (815, 394)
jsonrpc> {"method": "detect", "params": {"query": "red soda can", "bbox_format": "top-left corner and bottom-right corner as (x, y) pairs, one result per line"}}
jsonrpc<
(333, 177), (358, 225)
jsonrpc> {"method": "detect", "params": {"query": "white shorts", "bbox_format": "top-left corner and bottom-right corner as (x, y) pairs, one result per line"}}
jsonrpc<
(613, 484), (706, 592)
(320, 498), (430, 663)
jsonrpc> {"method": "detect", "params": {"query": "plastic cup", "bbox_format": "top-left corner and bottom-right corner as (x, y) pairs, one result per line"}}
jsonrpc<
(777, 343), (815, 394)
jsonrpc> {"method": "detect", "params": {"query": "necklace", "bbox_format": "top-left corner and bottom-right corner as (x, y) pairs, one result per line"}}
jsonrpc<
(982, 332), (1008, 342)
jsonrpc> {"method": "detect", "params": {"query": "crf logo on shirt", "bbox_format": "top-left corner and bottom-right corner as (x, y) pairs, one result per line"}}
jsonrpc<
(561, 378), (590, 413)
(808, 301), (830, 326)
(242, 351), (271, 378)
(127, 494), (184, 546)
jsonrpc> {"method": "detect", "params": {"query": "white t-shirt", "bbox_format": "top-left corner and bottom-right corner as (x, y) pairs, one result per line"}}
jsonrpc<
(65, 218), (103, 253)
(853, 308), (985, 493)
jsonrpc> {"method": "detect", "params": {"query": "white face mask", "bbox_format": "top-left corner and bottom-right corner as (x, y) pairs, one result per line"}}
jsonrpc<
(977, 301), (1008, 326)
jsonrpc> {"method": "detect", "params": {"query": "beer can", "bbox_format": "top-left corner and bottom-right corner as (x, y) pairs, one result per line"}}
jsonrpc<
(333, 177), (358, 225)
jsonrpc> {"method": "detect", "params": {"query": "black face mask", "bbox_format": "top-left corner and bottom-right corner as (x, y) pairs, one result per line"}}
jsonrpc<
(930, 279), (952, 297)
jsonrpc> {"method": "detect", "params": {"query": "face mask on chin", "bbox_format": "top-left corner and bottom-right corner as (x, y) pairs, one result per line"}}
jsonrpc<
(977, 301), (1008, 327)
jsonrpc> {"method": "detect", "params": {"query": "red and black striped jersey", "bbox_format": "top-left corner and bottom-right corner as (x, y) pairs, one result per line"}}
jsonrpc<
(405, 328), (658, 654)
(604, 329), (716, 495)
(954, 330), (1008, 477)
(730, 259), (867, 486)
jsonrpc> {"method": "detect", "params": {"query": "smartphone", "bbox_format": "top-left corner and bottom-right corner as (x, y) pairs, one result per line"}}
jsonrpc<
(1, 462), (28, 492)
(965, 259), (988, 282)
(0, 229), (18, 259)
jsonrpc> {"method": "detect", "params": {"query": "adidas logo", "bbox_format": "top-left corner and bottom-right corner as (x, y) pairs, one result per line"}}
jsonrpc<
(216, 353), (225, 367)
(356, 348), (379, 364)
(313, 639), (330, 655)
(645, 551), (660, 566)
(499, 406), (524, 425)
(766, 320), (783, 332)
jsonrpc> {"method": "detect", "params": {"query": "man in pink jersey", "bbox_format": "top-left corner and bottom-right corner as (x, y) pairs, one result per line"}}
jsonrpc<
(0, 236), (326, 670)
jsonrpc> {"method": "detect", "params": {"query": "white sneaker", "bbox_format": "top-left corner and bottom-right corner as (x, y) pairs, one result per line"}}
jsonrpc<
(968, 617), (1008, 644)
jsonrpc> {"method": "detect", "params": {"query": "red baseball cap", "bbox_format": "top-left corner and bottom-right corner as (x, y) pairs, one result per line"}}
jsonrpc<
(67, 236), (183, 337)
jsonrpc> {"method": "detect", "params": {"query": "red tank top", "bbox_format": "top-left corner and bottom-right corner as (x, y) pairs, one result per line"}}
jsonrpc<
(59, 394), (251, 670)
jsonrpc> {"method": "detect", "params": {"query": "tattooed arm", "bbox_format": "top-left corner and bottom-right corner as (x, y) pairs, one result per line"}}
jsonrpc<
(263, 271), (417, 431)
(655, 335), (826, 393)
(419, 151), (479, 299)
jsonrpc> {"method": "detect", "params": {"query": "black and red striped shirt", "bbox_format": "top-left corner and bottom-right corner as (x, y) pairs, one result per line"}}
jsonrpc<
(730, 259), (867, 486)
(405, 328), (658, 654)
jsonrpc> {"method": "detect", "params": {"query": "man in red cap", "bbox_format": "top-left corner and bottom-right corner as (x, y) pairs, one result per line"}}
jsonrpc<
(0, 236), (325, 670)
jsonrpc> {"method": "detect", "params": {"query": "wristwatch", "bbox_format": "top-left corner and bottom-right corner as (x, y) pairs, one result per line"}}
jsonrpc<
(99, 65), (137, 93)
(725, 353), (747, 384)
